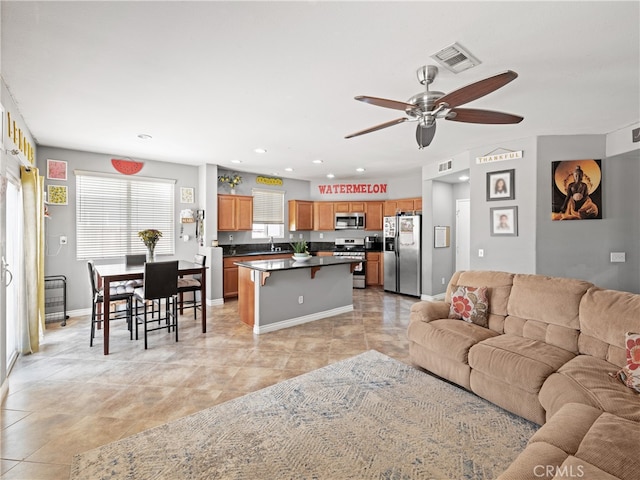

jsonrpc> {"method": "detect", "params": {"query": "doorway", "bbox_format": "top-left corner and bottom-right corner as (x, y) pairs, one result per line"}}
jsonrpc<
(456, 199), (470, 271)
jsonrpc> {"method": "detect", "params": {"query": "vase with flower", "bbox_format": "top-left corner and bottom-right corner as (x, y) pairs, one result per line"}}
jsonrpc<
(218, 172), (243, 194)
(138, 229), (163, 262)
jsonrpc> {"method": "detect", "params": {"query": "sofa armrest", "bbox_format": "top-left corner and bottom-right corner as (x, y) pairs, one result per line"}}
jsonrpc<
(409, 301), (450, 323)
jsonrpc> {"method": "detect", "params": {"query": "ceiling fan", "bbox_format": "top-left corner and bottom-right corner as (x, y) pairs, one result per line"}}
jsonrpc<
(345, 65), (523, 149)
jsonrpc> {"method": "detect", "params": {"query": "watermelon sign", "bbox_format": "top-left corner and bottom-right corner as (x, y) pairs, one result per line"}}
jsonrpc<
(111, 159), (144, 175)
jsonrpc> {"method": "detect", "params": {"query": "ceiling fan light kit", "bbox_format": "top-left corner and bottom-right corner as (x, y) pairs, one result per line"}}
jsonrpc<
(346, 65), (524, 149)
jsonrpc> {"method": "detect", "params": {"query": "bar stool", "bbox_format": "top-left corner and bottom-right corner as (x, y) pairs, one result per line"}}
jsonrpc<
(178, 254), (206, 319)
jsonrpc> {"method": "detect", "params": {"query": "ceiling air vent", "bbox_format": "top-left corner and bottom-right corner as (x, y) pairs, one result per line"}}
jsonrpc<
(430, 42), (481, 74)
(438, 160), (453, 173)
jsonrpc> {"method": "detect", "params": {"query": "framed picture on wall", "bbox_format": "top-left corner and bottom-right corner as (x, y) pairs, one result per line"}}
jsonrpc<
(180, 187), (195, 204)
(47, 159), (68, 181)
(490, 206), (518, 236)
(551, 159), (602, 220)
(486, 169), (515, 201)
(47, 185), (68, 205)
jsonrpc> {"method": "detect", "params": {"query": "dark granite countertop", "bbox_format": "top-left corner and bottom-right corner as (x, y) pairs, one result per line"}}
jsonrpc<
(234, 255), (364, 272)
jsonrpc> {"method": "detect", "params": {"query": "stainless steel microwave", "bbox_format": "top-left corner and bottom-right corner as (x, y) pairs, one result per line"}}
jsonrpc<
(335, 212), (365, 230)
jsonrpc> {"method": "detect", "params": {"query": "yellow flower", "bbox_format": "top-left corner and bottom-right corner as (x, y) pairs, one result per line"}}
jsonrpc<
(138, 229), (162, 249)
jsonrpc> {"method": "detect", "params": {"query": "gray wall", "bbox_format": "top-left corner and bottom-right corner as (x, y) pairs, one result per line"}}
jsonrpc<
(38, 147), (202, 310)
(536, 136), (640, 292)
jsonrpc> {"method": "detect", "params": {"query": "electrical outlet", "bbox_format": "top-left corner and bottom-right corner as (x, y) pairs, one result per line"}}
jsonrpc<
(478, 249), (484, 257)
(319, 233), (324, 239)
(59, 235), (67, 245)
(299, 233), (303, 239)
(289, 233), (293, 240)
(441, 277), (445, 285)
(298, 295), (304, 304)
(229, 234), (233, 241)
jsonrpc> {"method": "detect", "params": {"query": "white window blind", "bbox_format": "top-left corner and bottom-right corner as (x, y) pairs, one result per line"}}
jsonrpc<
(252, 188), (285, 224)
(76, 172), (175, 259)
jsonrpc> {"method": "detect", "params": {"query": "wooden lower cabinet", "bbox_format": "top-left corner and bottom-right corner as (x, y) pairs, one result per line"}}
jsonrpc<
(365, 252), (383, 286)
(224, 253), (291, 299)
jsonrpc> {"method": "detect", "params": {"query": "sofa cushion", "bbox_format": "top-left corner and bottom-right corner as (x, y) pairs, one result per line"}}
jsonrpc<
(469, 335), (575, 394)
(407, 318), (498, 364)
(448, 285), (489, 327)
(539, 355), (640, 422)
(498, 403), (639, 480)
(578, 287), (640, 367)
(508, 274), (593, 330)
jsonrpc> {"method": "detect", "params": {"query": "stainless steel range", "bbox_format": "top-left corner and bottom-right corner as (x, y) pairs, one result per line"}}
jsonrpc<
(334, 238), (366, 289)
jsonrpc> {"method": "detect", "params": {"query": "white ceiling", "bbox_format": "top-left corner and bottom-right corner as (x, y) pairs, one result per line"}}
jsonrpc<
(2, 1), (639, 182)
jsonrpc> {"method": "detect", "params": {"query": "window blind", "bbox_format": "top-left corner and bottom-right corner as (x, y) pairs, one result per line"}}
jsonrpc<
(252, 188), (285, 224)
(76, 172), (175, 259)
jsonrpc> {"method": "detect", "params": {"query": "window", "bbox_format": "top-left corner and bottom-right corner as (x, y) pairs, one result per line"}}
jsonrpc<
(76, 171), (175, 259)
(252, 188), (285, 239)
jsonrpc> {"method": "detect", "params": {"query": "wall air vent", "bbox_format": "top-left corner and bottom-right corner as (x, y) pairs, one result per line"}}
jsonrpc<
(438, 160), (453, 173)
(430, 42), (481, 74)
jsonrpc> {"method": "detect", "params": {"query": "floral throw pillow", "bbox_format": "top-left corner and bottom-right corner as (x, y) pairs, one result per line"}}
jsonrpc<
(614, 332), (640, 394)
(448, 285), (489, 328)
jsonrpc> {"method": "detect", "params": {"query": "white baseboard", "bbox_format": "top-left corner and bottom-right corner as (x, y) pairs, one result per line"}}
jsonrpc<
(254, 305), (354, 335)
(420, 293), (446, 302)
(206, 298), (224, 306)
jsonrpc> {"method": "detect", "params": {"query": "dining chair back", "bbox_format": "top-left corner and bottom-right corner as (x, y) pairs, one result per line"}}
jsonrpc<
(87, 261), (133, 347)
(178, 254), (206, 319)
(133, 260), (179, 349)
(124, 254), (146, 288)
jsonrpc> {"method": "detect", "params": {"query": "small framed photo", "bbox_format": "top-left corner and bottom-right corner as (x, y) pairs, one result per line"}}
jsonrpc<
(47, 185), (68, 205)
(490, 206), (518, 236)
(486, 169), (515, 201)
(180, 187), (195, 204)
(47, 159), (67, 181)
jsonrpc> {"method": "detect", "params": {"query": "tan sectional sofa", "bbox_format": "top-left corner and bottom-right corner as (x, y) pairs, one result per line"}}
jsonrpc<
(408, 270), (640, 479)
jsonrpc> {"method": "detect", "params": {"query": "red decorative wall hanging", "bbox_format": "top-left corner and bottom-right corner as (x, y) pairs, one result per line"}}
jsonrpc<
(111, 158), (144, 175)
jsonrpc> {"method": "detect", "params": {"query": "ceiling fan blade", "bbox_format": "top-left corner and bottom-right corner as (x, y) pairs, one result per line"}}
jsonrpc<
(434, 70), (518, 109)
(415, 123), (436, 148)
(446, 108), (524, 124)
(355, 96), (416, 111)
(345, 118), (408, 139)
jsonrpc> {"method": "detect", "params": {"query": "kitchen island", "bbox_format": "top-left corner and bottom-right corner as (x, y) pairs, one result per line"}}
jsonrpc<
(235, 256), (363, 334)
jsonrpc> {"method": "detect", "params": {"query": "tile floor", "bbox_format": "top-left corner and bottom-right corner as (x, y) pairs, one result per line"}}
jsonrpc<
(1, 287), (417, 479)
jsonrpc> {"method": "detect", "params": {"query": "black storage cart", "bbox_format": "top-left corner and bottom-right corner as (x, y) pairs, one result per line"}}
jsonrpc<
(44, 275), (69, 326)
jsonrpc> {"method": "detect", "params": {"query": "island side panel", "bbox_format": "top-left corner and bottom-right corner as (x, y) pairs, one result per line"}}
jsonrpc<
(238, 266), (255, 326)
(255, 264), (353, 331)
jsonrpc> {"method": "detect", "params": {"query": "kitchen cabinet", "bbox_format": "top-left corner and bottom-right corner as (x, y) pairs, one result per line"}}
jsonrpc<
(365, 201), (384, 231)
(313, 202), (335, 231)
(365, 252), (382, 286)
(289, 200), (314, 231)
(384, 197), (421, 216)
(224, 253), (291, 298)
(218, 194), (253, 231)
(334, 201), (366, 213)
(316, 251), (334, 257)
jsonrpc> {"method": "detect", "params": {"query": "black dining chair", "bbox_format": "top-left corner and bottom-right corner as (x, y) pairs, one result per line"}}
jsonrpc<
(178, 254), (206, 319)
(125, 254), (146, 288)
(133, 260), (179, 349)
(87, 261), (134, 347)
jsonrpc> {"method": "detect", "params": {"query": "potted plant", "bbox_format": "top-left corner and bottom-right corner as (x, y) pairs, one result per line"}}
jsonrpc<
(218, 172), (243, 194)
(290, 240), (311, 260)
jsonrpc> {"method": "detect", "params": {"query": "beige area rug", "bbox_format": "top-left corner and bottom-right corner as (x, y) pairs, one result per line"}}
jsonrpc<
(70, 350), (538, 479)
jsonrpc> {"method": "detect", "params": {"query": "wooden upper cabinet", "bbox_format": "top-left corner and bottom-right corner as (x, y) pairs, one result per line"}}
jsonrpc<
(218, 194), (254, 231)
(289, 200), (314, 231)
(335, 202), (365, 213)
(313, 202), (335, 231)
(365, 201), (384, 231)
(385, 197), (422, 216)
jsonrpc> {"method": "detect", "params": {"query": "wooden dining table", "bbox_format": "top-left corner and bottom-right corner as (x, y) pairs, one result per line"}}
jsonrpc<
(94, 260), (208, 355)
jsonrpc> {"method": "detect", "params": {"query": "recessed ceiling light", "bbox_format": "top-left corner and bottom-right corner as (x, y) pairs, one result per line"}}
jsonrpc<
(254, 148), (267, 154)
(137, 133), (152, 140)
(326, 173), (335, 179)
(284, 167), (294, 172)
(459, 175), (470, 181)
(356, 167), (365, 172)
(312, 159), (323, 164)
(231, 159), (242, 164)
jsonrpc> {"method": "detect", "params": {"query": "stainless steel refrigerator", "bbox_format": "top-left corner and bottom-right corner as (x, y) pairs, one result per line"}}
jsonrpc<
(383, 214), (421, 296)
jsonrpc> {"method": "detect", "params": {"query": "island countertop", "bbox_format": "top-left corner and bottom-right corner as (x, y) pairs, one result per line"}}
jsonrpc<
(234, 256), (363, 272)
